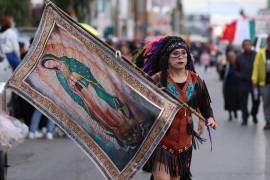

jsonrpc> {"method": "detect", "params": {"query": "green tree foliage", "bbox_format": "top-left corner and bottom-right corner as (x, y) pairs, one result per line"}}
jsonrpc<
(52, 0), (93, 21)
(0, 0), (31, 26)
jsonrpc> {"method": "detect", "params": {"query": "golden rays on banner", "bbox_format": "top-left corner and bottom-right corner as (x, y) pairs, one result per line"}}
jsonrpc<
(5, 1), (181, 179)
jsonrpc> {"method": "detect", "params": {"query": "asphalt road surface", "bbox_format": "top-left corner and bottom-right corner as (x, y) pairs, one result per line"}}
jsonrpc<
(7, 67), (270, 180)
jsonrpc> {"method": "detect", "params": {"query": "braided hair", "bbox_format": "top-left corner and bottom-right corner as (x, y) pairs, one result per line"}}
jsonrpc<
(136, 36), (195, 87)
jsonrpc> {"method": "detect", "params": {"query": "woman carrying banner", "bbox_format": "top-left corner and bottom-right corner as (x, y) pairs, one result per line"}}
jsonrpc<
(137, 36), (217, 180)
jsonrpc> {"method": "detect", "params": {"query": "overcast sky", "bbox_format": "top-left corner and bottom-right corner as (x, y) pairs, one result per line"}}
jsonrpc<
(182, 0), (267, 16)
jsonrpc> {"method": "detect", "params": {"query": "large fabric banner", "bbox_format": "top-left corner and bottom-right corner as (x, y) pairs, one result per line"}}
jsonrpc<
(6, 2), (181, 179)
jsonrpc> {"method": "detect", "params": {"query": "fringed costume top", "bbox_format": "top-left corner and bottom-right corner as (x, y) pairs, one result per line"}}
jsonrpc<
(144, 70), (214, 179)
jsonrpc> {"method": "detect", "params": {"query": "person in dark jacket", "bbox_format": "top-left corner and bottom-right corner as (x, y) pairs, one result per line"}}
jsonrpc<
(236, 39), (259, 125)
(223, 51), (241, 121)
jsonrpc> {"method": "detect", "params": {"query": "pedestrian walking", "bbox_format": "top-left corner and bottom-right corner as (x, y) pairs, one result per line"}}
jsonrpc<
(28, 109), (55, 140)
(223, 51), (241, 121)
(252, 34), (270, 130)
(0, 16), (20, 70)
(200, 48), (211, 73)
(136, 36), (216, 180)
(236, 39), (259, 125)
(10, 39), (35, 127)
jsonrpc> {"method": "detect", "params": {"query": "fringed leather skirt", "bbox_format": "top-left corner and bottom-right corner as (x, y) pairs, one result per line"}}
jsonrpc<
(143, 145), (192, 180)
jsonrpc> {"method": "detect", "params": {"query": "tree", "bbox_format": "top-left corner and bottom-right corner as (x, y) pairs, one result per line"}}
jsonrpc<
(52, 0), (93, 22)
(0, 0), (31, 26)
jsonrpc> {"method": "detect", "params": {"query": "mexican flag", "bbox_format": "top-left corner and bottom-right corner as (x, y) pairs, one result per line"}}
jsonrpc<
(222, 18), (256, 45)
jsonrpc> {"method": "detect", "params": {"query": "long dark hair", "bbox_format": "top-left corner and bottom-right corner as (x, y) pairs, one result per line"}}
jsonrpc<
(150, 36), (195, 87)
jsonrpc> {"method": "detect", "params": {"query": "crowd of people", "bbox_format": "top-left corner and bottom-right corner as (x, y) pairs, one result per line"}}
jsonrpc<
(1, 15), (269, 141)
(1, 11), (270, 179)
(222, 36), (270, 130)
(0, 14), (217, 179)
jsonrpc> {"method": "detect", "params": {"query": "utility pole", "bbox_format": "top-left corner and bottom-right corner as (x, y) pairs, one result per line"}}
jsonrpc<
(112, 0), (120, 37)
(133, 0), (138, 39)
(143, 0), (148, 38)
(177, 0), (184, 33)
(172, 0), (184, 34)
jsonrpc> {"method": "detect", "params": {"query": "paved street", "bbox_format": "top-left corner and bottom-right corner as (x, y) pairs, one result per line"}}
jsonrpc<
(7, 67), (270, 180)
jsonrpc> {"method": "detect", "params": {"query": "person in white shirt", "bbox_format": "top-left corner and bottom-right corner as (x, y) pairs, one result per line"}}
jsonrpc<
(0, 16), (20, 70)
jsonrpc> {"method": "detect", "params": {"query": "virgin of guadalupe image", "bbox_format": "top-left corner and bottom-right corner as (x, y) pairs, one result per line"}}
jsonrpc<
(40, 53), (142, 147)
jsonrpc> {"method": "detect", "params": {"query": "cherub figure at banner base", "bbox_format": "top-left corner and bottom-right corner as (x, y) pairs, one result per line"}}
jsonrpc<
(40, 54), (142, 147)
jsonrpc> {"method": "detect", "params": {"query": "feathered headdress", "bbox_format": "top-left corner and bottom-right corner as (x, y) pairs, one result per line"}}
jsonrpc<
(134, 36), (194, 76)
(141, 36), (166, 75)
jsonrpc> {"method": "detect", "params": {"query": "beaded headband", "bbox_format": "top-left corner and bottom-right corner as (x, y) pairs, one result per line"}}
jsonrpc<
(166, 41), (188, 54)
